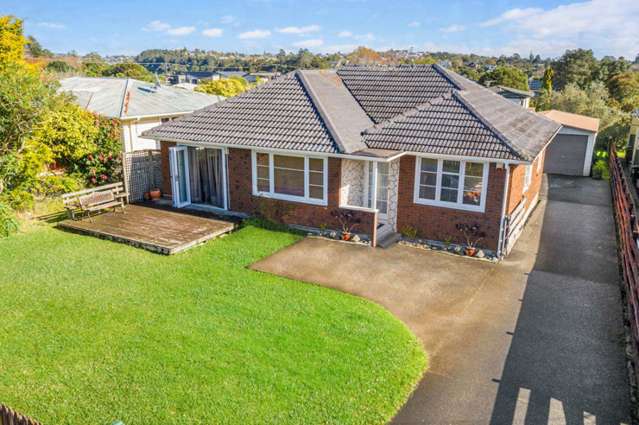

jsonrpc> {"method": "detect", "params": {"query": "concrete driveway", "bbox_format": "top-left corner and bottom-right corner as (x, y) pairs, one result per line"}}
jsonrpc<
(251, 175), (631, 425)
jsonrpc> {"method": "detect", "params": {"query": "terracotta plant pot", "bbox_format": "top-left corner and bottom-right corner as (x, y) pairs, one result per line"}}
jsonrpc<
(341, 232), (351, 241)
(149, 189), (161, 200)
(465, 247), (477, 257)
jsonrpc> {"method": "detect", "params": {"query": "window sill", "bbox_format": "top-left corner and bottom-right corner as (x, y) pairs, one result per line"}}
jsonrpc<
(413, 198), (485, 213)
(253, 191), (327, 207)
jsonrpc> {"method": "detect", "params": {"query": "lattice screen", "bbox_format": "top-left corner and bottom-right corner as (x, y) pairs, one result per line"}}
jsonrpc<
(123, 150), (162, 202)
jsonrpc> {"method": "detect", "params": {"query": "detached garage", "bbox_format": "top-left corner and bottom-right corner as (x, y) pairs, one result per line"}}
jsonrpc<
(540, 110), (600, 176)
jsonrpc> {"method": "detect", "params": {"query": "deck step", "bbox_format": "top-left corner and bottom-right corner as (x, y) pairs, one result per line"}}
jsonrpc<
(377, 231), (401, 248)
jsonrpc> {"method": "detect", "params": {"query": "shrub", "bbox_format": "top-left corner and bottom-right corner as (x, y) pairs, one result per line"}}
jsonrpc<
(0, 202), (18, 237)
(400, 226), (418, 239)
(592, 159), (609, 180)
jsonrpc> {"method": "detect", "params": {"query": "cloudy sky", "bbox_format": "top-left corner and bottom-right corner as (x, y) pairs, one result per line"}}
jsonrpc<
(5, 0), (639, 58)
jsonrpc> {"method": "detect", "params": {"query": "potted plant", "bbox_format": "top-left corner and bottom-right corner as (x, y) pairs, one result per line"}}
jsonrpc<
(455, 222), (486, 257)
(331, 210), (361, 241)
(149, 188), (161, 200)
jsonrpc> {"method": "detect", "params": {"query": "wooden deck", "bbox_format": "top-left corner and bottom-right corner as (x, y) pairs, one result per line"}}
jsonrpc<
(57, 204), (235, 254)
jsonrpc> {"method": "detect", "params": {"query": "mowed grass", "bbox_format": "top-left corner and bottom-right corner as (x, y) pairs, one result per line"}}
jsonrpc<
(0, 224), (426, 425)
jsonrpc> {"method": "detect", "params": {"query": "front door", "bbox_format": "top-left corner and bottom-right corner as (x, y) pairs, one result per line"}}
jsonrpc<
(376, 162), (390, 222)
(368, 162), (390, 223)
(169, 146), (191, 207)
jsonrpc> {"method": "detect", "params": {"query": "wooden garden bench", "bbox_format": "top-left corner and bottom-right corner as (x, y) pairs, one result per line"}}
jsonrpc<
(62, 182), (128, 220)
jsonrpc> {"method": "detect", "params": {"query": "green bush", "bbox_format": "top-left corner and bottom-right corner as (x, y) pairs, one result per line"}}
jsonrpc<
(592, 159), (609, 180)
(0, 202), (18, 237)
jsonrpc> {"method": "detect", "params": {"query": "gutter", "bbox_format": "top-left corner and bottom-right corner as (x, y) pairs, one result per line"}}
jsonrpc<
(141, 135), (530, 165)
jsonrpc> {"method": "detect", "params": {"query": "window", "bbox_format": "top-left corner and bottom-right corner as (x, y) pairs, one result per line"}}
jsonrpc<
(252, 151), (327, 205)
(414, 157), (488, 212)
(523, 164), (533, 192)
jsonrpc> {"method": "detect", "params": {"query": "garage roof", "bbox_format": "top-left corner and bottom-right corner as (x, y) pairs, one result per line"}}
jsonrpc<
(540, 110), (600, 133)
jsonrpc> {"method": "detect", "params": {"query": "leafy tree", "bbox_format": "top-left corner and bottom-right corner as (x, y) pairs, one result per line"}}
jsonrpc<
(0, 15), (26, 66)
(46, 60), (73, 73)
(30, 98), (99, 166)
(542, 67), (554, 92)
(479, 66), (528, 90)
(81, 61), (108, 77)
(101, 63), (155, 82)
(26, 35), (52, 57)
(607, 71), (639, 112)
(458, 66), (482, 81)
(593, 56), (629, 85)
(550, 82), (629, 149)
(347, 47), (383, 65)
(196, 77), (247, 97)
(553, 49), (597, 89)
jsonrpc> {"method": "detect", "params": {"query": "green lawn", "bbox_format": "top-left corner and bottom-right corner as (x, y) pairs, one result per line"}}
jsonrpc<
(0, 223), (426, 425)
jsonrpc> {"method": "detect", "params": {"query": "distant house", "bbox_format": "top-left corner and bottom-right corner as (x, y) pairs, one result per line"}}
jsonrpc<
(528, 78), (543, 93)
(168, 71), (221, 85)
(141, 65), (560, 256)
(489, 85), (534, 108)
(59, 77), (223, 152)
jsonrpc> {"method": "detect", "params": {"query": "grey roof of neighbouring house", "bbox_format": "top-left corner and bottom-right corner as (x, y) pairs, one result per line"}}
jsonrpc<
(59, 77), (224, 120)
(489, 85), (534, 99)
(143, 65), (561, 161)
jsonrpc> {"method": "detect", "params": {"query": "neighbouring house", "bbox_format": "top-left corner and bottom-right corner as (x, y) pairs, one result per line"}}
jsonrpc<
(489, 85), (534, 108)
(529, 78), (543, 94)
(142, 65), (561, 256)
(168, 71), (221, 85)
(59, 77), (223, 152)
(540, 110), (599, 176)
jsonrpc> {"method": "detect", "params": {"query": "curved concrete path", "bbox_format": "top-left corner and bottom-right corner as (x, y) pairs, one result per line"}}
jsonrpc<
(251, 175), (631, 425)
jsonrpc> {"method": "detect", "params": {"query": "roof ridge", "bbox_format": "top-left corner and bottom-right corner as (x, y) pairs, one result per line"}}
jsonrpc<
(296, 70), (344, 153)
(118, 78), (132, 119)
(453, 90), (528, 160)
(432, 63), (464, 91)
(362, 94), (452, 135)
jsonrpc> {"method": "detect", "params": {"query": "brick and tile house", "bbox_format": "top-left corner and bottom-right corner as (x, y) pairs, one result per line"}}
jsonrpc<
(142, 65), (561, 256)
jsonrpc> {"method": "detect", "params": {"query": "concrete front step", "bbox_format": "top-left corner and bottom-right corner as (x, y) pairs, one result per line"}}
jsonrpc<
(377, 231), (401, 248)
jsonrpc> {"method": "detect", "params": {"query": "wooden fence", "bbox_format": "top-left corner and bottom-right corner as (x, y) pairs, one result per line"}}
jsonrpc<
(0, 404), (41, 425)
(609, 147), (639, 386)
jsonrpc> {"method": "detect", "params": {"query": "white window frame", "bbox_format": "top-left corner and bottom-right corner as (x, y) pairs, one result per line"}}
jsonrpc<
(251, 150), (328, 206)
(523, 164), (533, 192)
(413, 156), (490, 213)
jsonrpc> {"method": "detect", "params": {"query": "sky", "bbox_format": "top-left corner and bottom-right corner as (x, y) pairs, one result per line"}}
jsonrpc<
(3, 0), (639, 58)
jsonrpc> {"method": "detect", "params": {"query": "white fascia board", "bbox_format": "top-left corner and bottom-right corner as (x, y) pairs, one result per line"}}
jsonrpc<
(143, 136), (529, 165)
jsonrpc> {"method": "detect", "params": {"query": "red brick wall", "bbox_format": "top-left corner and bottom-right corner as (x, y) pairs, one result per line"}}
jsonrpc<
(395, 155), (507, 251)
(506, 150), (545, 214)
(227, 148), (377, 239)
(160, 141), (175, 198)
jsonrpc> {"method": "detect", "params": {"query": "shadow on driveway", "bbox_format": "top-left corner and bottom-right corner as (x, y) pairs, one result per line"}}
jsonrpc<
(251, 175), (631, 425)
(489, 175), (630, 425)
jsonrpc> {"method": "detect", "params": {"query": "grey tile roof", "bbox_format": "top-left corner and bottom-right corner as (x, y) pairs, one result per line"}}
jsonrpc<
(297, 70), (371, 154)
(143, 64), (560, 162)
(143, 72), (340, 153)
(59, 77), (223, 119)
(363, 94), (520, 160)
(336, 64), (460, 123)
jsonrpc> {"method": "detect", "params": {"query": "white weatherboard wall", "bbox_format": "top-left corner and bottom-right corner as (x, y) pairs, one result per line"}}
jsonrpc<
(121, 116), (182, 152)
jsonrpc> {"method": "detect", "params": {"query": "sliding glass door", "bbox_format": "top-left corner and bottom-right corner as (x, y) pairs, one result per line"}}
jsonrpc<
(186, 147), (226, 209)
(169, 146), (191, 208)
